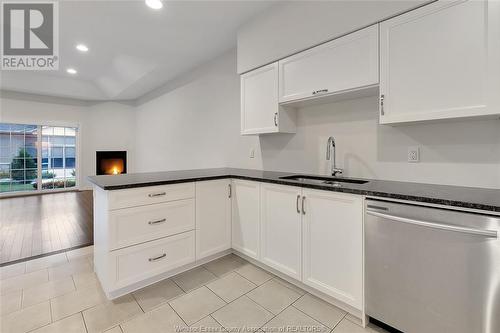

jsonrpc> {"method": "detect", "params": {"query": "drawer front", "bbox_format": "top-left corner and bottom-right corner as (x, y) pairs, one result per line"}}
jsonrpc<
(108, 182), (195, 210)
(113, 231), (195, 288)
(109, 199), (195, 250)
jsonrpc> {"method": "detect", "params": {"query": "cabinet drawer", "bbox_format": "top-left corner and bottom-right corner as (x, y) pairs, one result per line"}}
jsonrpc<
(112, 231), (195, 288)
(108, 182), (195, 210)
(109, 199), (195, 250)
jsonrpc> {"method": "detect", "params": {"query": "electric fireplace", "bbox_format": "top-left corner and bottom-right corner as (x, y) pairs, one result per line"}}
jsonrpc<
(96, 151), (127, 175)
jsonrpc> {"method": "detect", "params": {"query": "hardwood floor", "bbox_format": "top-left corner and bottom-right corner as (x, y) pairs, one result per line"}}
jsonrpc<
(0, 190), (93, 265)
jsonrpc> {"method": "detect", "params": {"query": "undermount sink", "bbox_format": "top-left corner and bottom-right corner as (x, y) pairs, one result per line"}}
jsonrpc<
(279, 175), (369, 186)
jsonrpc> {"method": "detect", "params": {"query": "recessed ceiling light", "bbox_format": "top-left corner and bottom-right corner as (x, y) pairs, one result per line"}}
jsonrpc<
(145, 0), (163, 10)
(66, 68), (77, 75)
(76, 44), (89, 52)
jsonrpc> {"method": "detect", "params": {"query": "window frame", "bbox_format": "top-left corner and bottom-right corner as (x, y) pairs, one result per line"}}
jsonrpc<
(0, 121), (81, 197)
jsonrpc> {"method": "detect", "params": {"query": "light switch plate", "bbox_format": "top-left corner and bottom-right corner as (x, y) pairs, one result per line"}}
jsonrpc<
(408, 146), (420, 163)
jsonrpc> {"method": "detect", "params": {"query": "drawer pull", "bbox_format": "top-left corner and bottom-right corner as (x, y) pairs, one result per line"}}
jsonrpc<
(148, 253), (167, 262)
(148, 218), (166, 225)
(312, 89), (328, 95)
(148, 192), (166, 198)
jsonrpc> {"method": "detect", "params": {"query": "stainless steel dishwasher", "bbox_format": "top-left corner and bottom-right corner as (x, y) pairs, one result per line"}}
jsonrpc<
(365, 199), (500, 333)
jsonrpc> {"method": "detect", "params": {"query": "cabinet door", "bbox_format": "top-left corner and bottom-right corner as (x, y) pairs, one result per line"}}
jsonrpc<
(279, 25), (379, 104)
(241, 63), (280, 135)
(241, 63), (296, 135)
(260, 184), (302, 280)
(379, 0), (500, 124)
(195, 180), (232, 260)
(231, 180), (260, 259)
(302, 189), (363, 310)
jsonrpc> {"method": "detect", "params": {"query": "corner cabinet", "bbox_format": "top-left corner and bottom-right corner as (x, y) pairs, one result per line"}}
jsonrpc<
(379, 0), (500, 124)
(195, 180), (232, 260)
(240, 62), (296, 135)
(302, 189), (363, 310)
(279, 24), (379, 105)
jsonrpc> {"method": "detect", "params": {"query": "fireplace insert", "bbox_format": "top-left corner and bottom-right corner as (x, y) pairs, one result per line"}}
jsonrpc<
(96, 151), (127, 175)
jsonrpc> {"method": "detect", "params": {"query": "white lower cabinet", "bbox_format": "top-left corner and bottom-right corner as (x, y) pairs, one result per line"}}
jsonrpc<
(260, 183), (302, 280)
(302, 189), (363, 310)
(195, 179), (232, 260)
(231, 179), (260, 259)
(96, 178), (363, 311)
(93, 183), (197, 299)
(258, 184), (363, 311)
(109, 199), (195, 250)
(110, 231), (195, 290)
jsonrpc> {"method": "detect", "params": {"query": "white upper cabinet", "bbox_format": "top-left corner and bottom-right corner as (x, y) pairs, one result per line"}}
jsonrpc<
(379, 0), (500, 124)
(241, 62), (296, 135)
(302, 189), (363, 310)
(260, 184), (302, 280)
(231, 180), (260, 259)
(195, 180), (232, 260)
(278, 25), (379, 105)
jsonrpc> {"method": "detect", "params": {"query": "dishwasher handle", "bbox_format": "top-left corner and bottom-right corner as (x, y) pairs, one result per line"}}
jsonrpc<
(366, 210), (498, 239)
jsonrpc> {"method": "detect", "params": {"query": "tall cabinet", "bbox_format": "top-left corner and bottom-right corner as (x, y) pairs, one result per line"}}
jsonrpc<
(379, 0), (500, 124)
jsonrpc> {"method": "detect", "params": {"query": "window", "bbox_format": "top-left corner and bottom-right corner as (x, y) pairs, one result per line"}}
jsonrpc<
(0, 124), (38, 192)
(0, 123), (78, 194)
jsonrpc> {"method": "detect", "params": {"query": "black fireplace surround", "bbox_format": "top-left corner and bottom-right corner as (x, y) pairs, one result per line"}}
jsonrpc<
(96, 151), (127, 175)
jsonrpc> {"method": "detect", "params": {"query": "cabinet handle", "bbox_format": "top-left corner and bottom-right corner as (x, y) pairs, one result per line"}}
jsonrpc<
(380, 94), (385, 116)
(296, 195), (301, 214)
(228, 184), (232, 198)
(148, 192), (166, 198)
(148, 253), (166, 262)
(312, 89), (328, 95)
(148, 218), (166, 225)
(301, 196), (306, 215)
(274, 113), (278, 127)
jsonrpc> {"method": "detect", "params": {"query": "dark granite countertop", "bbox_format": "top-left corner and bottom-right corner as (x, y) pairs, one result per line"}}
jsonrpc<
(88, 168), (500, 213)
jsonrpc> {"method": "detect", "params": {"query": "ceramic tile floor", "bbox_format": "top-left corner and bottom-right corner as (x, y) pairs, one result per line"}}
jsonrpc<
(0, 246), (389, 333)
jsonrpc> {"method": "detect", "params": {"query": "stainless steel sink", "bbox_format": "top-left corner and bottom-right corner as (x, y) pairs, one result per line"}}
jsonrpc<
(279, 175), (369, 186)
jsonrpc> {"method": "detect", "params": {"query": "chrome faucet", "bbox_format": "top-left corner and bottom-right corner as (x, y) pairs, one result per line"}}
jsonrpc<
(326, 136), (343, 177)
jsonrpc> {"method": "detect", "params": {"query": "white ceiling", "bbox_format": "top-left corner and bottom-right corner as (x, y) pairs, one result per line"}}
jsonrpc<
(0, 1), (274, 101)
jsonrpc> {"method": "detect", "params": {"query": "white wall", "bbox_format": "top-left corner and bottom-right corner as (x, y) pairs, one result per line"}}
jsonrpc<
(237, 0), (427, 73)
(252, 96), (500, 189)
(83, 102), (136, 188)
(134, 50), (260, 172)
(0, 96), (136, 189)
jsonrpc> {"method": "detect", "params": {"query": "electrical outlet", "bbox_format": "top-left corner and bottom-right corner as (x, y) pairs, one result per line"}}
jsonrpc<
(408, 146), (420, 163)
(249, 148), (255, 159)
